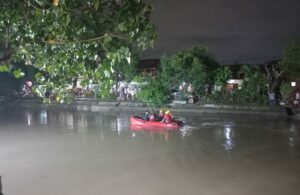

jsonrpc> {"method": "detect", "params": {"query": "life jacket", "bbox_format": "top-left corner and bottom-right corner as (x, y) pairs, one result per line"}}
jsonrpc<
(169, 113), (173, 119)
(163, 114), (172, 124)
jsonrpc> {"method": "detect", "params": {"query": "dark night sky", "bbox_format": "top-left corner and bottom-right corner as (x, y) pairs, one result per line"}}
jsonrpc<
(141, 0), (300, 64)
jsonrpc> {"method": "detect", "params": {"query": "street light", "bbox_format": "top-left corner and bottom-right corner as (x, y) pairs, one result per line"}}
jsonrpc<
(291, 82), (296, 87)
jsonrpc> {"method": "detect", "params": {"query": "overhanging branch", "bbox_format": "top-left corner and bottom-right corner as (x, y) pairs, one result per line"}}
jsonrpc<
(44, 32), (129, 45)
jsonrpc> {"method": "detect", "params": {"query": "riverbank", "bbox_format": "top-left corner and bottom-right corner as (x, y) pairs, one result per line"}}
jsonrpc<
(1, 97), (299, 118)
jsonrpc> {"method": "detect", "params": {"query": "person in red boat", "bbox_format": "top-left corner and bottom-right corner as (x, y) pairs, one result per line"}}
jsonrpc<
(161, 110), (173, 124)
(141, 110), (149, 121)
(158, 109), (165, 120)
(149, 110), (156, 122)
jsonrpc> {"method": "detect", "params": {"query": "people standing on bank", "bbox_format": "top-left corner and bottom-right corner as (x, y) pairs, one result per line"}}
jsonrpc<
(294, 91), (300, 108)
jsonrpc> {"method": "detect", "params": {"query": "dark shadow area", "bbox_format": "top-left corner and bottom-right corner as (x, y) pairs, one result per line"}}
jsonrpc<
(0, 176), (3, 195)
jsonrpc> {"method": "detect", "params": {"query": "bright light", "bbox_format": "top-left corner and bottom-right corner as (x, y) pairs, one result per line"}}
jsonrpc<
(227, 79), (243, 84)
(132, 132), (136, 138)
(291, 82), (296, 87)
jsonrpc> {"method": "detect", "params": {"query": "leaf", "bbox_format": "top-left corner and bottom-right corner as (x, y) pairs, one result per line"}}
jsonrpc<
(103, 35), (112, 45)
(94, 0), (100, 10)
(52, 7), (59, 17)
(34, 0), (43, 6)
(126, 56), (131, 64)
(13, 69), (25, 79)
(0, 0), (155, 104)
(104, 70), (111, 78)
(0, 65), (10, 72)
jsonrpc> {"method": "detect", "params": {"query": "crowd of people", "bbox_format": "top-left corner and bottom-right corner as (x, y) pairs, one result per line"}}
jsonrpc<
(293, 91), (300, 109)
(116, 85), (138, 101)
(141, 109), (174, 124)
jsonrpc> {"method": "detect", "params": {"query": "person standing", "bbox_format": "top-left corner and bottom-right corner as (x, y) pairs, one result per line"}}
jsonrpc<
(119, 87), (125, 101)
(294, 91), (300, 108)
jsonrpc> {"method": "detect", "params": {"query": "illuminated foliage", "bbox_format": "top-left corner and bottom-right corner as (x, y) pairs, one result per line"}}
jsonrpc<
(0, 0), (155, 102)
(160, 46), (219, 95)
(214, 66), (232, 88)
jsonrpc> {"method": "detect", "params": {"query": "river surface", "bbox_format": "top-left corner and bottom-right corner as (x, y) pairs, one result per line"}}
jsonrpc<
(0, 107), (300, 195)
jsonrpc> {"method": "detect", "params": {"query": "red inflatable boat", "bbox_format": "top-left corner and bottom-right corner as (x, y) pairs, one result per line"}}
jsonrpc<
(130, 116), (181, 128)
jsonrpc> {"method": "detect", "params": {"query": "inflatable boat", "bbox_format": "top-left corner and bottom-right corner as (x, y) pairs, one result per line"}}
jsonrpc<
(130, 116), (181, 128)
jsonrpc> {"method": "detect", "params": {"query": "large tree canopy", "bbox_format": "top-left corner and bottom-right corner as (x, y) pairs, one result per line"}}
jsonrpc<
(0, 0), (155, 101)
(160, 46), (219, 95)
(280, 40), (300, 79)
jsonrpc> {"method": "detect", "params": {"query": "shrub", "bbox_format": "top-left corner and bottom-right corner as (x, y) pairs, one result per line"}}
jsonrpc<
(136, 76), (168, 107)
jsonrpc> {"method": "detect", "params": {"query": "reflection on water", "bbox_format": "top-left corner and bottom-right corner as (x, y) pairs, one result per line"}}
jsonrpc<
(7, 108), (300, 151)
(26, 111), (33, 126)
(115, 116), (129, 134)
(1, 107), (300, 195)
(288, 124), (297, 148)
(131, 131), (136, 139)
(39, 110), (47, 125)
(2, 108), (300, 149)
(223, 124), (235, 151)
(179, 125), (193, 139)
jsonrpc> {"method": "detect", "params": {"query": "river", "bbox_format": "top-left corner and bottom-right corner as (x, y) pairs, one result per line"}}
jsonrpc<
(0, 108), (299, 195)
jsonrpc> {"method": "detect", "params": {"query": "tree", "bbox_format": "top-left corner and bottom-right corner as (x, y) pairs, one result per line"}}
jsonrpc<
(280, 82), (293, 101)
(264, 62), (283, 96)
(136, 75), (169, 107)
(160, 46), (219, 95)
(0, 0), (155, 101)
(214, 66), (232, 88)
(281, 40), (300, 79)
(234, 65), (267, 105)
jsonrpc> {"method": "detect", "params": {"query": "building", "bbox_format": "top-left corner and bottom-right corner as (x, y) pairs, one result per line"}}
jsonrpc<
(138, 59), (160, 76)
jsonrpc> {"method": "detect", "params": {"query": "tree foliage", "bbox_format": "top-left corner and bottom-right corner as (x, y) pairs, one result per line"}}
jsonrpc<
(281, 40), (300, 79)
(234, 65), (267, 105)
(214, 66), (232, 88)
(0, 0), (155, 101)
(160, 46), (219, 95)
(280, 82), (293, 101)
(136, 75), (169, 107)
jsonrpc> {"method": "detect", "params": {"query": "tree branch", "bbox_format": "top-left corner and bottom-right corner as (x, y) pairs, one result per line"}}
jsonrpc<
(264, 64), (271, 93)
(22, 0), (54, 12)
(44, 33), (128, 45)
(270, 70), (284, 94)
(109, 33), (129, 40)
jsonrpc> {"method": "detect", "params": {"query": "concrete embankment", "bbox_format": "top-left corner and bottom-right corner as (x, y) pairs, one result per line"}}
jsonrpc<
(1, 97), (298, 118)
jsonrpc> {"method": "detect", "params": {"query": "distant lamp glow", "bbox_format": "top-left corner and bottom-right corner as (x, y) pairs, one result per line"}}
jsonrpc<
(291, 82), (296, 87)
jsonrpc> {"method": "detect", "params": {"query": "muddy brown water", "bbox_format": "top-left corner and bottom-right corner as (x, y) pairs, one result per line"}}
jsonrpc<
(0, 108), (300, 195)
